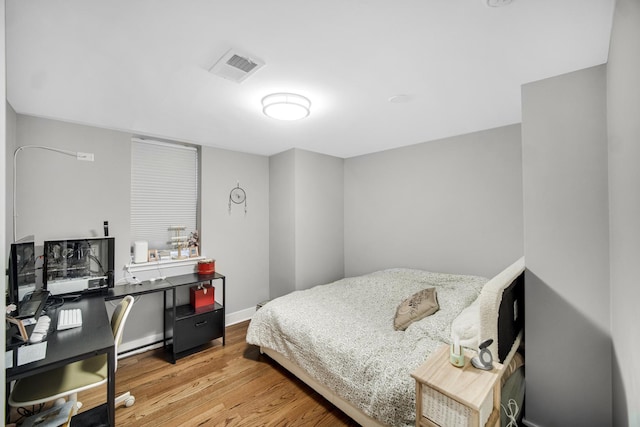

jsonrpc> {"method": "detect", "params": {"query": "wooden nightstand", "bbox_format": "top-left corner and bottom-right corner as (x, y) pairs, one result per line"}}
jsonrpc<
(411, 344), (503, 427)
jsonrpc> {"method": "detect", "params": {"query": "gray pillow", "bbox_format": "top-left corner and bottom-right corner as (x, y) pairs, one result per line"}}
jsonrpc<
(394, 287), (439, 331)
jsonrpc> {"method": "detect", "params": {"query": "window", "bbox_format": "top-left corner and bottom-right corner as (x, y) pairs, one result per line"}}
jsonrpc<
(130, 138), (199, 251)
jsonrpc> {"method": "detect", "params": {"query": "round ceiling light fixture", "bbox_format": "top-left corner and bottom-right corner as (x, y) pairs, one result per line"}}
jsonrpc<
(262, 93), (311, 121)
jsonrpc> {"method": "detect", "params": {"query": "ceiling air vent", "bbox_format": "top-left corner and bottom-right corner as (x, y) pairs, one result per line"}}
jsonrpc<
(209, 49), (265, 83)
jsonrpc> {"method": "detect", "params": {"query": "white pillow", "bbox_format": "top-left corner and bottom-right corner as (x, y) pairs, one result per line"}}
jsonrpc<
(450, 297), (480, 349)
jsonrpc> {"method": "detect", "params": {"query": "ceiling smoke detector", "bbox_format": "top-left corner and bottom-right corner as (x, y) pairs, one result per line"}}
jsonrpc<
(486, 0), (513, 6)
(209, 49), (265, 83)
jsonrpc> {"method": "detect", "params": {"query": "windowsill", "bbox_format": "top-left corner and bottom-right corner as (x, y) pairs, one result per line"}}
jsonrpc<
(125, 256), (205, 273)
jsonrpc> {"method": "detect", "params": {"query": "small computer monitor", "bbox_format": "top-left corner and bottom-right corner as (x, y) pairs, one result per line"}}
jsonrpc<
(43, 237), (114, 296)
(8, 238), (37, 304)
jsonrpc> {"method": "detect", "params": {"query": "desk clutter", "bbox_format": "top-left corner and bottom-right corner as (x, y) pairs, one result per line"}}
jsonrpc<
(5, 298), (85, 369)
(20, 400), (77, 427)
(5, 341), (48, 368)
(7, 303), (83, 345)
(14, 290), (50, 319)
(29, 315), (51, 343)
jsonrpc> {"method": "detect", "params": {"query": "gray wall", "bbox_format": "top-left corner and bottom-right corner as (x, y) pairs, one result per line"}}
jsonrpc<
(294, 149), (344, 289)
(522, 65), (611, 426)
(269, 148), (344, 298)
(5, 103), (16, 255)
(607, 0), (640, 425)
(200, 145), (270, 315)
(1, 4), (6, 417)
(344, 124), (523, 279)
(11, 115), (131, 268)
(269, 149), (296, 298)
(7, 114), (271, 350)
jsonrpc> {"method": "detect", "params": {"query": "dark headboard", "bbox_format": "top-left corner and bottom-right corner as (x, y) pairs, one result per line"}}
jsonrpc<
(478, 257), (525, 364)
(497, 272), (524, 363)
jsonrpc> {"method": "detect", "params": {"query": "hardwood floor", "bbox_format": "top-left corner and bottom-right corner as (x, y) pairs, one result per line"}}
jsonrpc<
(77, 321), (360, 426)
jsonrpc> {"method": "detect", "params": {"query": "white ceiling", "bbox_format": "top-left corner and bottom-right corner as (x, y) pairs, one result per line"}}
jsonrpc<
(6, 0), (615, 158)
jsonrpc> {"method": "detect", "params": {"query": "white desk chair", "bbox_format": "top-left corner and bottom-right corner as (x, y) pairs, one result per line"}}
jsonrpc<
(9, 295), (136, 411)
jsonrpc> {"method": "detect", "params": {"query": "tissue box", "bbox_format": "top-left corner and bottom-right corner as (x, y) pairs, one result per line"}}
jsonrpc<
(190, 285), (215, 309)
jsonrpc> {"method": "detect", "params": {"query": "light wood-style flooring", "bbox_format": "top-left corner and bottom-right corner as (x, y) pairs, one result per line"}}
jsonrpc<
(77, 320), (359, 426)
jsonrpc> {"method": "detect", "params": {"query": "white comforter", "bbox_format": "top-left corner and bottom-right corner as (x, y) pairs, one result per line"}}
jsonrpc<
(246, 268), (487, 426)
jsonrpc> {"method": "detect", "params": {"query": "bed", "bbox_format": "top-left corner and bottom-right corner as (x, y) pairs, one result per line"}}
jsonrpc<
(246, 258), (525, 426)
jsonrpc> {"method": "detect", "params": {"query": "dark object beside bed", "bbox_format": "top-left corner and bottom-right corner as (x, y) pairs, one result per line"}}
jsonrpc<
(498, 273), (525, 363)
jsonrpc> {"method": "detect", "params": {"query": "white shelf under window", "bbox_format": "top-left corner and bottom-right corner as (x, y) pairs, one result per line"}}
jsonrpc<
(126, 256), (205, 273)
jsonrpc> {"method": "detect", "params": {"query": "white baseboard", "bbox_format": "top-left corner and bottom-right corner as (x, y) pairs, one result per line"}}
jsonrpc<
(226, 306), (256, 326)
(118, 306), (256, 357)
(119, 332), (165, 354)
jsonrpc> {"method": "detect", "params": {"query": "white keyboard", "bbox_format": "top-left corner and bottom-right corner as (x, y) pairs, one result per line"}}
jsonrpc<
(57, 309), (83, 330)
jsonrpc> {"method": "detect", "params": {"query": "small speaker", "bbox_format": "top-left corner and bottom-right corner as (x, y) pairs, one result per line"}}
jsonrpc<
(133, 241), (148, 263)
(471, 339), (495, 371)
(103, 220), (109, 237)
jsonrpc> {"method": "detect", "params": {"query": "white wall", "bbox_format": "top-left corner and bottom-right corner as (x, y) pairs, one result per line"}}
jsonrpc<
(522, 65), (611, 426)
(607, 0), (640, 425)
(344, 124), (523, 279)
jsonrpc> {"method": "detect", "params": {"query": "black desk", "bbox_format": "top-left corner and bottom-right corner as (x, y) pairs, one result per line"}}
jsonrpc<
(107, 272), (226, 362)
(6, 296), (116, 426)
(107, 272), (224, 304)
(6, 272), (225, 424)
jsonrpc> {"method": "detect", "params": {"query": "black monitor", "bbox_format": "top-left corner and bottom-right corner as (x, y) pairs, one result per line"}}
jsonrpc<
(43, 237), (114, 295)
(7, 238), (37, 304)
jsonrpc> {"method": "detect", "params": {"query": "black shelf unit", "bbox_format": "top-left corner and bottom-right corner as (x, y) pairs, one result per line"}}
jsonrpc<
(165, 302), (224, 360)
(163, 273), (226, 363)
(107, 272), (226, 363)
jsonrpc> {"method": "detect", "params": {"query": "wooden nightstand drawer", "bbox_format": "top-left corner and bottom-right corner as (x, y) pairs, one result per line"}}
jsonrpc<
(420, 384), (494, 427)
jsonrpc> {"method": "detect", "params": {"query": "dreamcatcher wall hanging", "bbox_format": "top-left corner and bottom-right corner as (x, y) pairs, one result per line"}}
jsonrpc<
(228, 182), (247, 215)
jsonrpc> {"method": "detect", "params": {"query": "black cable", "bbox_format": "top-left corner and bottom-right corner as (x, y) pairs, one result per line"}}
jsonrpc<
(88, 254), (106, 276)
(85, 240), (106, 275)
(44, 296), (65, 311)
(15, 403), (45, 420)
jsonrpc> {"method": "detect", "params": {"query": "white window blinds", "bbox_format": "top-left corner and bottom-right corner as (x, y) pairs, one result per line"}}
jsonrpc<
(131, 139), (198, 250)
